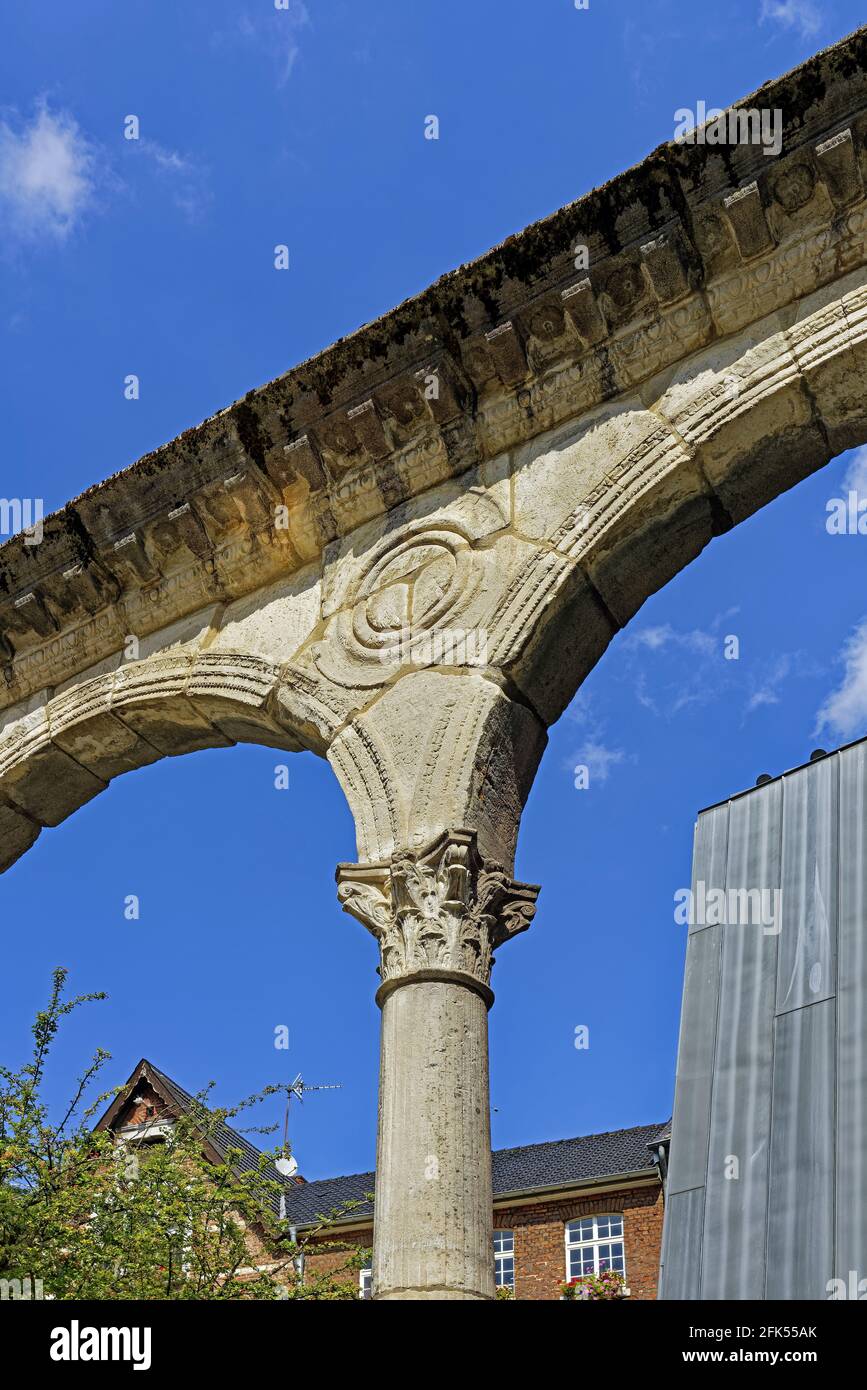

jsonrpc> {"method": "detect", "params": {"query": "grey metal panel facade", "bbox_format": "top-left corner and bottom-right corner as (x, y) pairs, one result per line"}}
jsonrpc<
(837, 742), (867, 1283)
(661, 741), (867, 1300)
(666, 923), (723, 1200)
(666, 804), (729, 1207)
(687, 801), (730, 937)
(700, 783), (781, 1300)
(660, 1188), (705, 1300)
(766, 1001), (835, 1299)
(776, 758), (838, 1015)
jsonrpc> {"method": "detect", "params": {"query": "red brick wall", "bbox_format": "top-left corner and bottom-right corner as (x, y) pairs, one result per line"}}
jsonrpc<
(495, 1184), (663, 1300)
(117, 1081), (167, 1127)
(304, 1183), (663, 1299)
(107, 1087), (663, 1299)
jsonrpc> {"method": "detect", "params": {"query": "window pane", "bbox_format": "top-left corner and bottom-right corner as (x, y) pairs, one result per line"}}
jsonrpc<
(493, 1228), (514, 1254)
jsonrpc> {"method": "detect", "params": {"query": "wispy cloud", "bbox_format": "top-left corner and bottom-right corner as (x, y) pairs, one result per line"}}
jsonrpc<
(843, 443), (867, 496)
(815, 618), (867, 741)
(759, 0), (822, 40)
(623, 617), (728, 715)
(0, 102), (95, 241)
(745, 653), (795, 713)
(130, 138), (211, 223)
(625, 623), (717, 659)
(623, 613), (816, 722)
(571, 738), (626, 785)
(0, 103), (212, 245)
(565, 691), (629, 788)
(215, 3), (311, 88)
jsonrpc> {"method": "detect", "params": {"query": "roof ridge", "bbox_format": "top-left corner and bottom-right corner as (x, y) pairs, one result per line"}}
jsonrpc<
(118, 1063), (669, 1202)
(136, 1060), (277, 1166)
(491, 1120), (670, 1158)
(294, 1168), (376, 1187)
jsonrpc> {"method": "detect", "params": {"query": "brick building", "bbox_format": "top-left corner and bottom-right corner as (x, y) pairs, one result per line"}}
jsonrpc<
(97, 1060), (668, 1300)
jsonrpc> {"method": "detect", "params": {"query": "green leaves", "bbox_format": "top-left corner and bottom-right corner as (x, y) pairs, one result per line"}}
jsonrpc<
(0, 972), (367, 1300)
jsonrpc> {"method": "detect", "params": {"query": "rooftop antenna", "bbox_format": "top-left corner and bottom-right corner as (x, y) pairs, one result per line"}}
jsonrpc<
(275, 1072), (342, 1180)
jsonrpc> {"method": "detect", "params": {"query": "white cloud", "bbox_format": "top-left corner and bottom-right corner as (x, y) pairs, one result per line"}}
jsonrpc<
(759, 1), (822, 40)
(626, 623), (717, 658)
(745, 654), (793, 713)
(815, 619), (867, 740)
(565, 692), (628, 786)
(571, 739), (625, 786)
(623, 614), (813, 722)
(0, 103), (95, 240)
(843, 444), (867, 496)
(132, 138), (211, 223)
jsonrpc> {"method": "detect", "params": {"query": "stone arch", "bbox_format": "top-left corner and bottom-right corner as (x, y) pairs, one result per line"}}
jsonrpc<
(2, 23), (867, 1301)
(499, 270), (867, 727)
(0, 647), (309, 873)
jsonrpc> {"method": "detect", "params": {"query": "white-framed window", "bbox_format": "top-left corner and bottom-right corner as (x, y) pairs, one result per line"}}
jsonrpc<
(565, 1214), (625, 1279)
(359, 1267), (373, 1299)
(493, 1228), (515, 1288)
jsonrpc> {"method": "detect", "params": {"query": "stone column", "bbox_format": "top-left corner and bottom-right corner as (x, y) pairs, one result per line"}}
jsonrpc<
(337, 828), (538, 1300)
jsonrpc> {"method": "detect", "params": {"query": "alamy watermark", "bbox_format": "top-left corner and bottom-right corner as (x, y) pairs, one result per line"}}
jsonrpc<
(674, 881), (782, 935)
(674, 102), (783, 158)
(1, 1276), (45, 1299)
(0, 497), (43, 545)
(826, 489), (867, 534)
(50, 1321), (151, 1370)
(377, 626), (488, 667)
(826, 1270), (867, 1299)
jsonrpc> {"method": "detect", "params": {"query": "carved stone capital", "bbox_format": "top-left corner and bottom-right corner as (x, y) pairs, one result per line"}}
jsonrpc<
(336, 828), (539, 1006)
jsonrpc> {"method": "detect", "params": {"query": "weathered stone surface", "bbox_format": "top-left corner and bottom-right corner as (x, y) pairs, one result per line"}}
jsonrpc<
(337, 829), (539, 1299)
(209, 566), (322, 665)
(375, 979), (494, 1299)
(328, 672), (546, 867)
(2, 30), (865, 713)
(787, 272), (867, 456)
(337, 827), (538, 999)
(0, 736), (106, 826)
(0, 801), (40, 871)
(52, 706), (163, 783)
(2, 27), (867, 1300)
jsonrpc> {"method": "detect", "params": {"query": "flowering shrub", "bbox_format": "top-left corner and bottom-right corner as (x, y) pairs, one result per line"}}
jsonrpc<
(495, 1284), (514, 1299)
(560, 1269), (626, 1300)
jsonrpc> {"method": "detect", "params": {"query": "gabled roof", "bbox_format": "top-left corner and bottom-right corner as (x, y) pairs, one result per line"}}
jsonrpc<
(492, 1122), (668, 1196)
(94, 1057), (295, 1216)
(278, 1121), (667, 1226)
(96, 1060), (667, 1228)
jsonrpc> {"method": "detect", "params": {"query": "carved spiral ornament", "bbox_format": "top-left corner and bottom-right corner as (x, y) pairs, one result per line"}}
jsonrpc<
(315, 523), (486, 687)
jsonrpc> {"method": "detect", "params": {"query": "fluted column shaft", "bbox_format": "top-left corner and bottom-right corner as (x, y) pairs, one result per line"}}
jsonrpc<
(337, 827), (538, 1300)
(375, 979), (493, 1299)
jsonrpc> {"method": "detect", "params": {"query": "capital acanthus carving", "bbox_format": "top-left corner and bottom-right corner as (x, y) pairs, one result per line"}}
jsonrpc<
(336, 829), (539, 1001)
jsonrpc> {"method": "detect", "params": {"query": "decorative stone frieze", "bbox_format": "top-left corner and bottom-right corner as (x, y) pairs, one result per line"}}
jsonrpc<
(336, 828), (539, 1004)
(1, 27), (866, 1302)
(2, 31), (866, 718)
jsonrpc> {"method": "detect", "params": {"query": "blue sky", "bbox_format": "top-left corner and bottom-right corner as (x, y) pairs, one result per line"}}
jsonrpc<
(2, 0), (866, 1179)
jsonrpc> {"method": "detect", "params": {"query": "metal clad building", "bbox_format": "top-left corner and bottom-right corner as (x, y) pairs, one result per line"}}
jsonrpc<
(659, 739), (867, 1299)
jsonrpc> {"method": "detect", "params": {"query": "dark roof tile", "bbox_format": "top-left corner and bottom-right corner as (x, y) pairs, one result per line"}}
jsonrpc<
(104, 1061), (666, 1229)
(279, 1121), (667, 1226)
